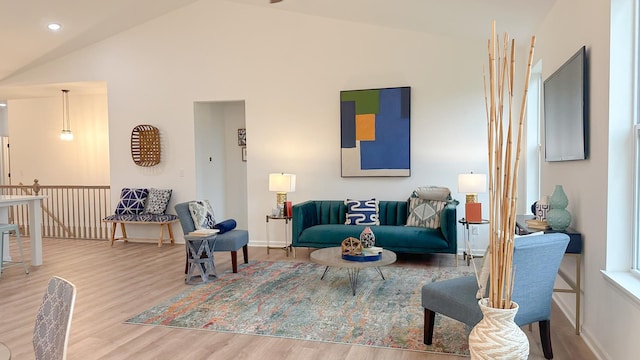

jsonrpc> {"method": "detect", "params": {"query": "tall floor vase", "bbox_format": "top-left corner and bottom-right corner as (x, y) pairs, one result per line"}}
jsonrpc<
(468, 298), (529, 359)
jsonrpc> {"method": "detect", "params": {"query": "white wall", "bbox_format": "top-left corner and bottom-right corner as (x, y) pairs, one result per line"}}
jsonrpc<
(535, 0), (639, 359)
(194, 102), (226, 217)
(7, 93), (109, 185)
(0, 1), (504, 251)
(222, 101), (248, 230)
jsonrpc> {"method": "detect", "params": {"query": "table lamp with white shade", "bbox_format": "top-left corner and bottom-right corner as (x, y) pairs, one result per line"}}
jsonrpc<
(269, 173), (296, 217)
(458, 172), (487, 223)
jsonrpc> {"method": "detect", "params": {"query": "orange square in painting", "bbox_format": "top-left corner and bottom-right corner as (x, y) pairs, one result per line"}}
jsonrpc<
(355, 114), (376, 141)
(466, 203), (482, 223)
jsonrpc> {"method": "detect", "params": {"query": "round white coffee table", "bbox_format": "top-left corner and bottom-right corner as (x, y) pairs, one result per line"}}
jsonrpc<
(310, 246), (397, 295)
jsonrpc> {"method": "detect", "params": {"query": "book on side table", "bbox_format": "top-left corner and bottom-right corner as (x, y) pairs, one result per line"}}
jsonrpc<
(188, 229), (220, 237)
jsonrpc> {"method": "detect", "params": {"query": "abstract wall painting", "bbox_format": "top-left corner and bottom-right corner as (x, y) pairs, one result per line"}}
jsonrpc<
(340, 86), (411, 177)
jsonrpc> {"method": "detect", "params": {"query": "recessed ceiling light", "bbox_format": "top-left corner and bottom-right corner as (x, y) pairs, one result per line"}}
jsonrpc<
(48, 23), (61, 31)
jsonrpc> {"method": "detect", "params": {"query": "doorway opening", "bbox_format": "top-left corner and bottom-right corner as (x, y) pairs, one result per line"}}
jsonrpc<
(193, 101), (248, 229)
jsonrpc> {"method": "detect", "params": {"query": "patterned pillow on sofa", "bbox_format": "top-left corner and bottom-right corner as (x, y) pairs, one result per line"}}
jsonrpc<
(344, 199), (380, 225)
(143, 188), (172, 215)
(405, 197), (447, 229)
(115, 188), (149, 215)
(189, 200), (216, 230)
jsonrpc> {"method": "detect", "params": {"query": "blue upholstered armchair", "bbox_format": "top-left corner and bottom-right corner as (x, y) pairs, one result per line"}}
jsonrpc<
(422, 232), (569, 359)
(174, 202), (249, 273)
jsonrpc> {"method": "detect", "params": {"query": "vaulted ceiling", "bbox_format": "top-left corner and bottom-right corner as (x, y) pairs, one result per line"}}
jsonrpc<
(0, 0), (555, 98)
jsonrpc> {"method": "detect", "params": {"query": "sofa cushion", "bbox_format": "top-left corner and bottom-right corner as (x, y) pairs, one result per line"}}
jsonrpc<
(115, 188), (149, 215)
(344, 199), (380, 225)
(104, 213), (177, 222)
(143, 188), (172, 215)
(405, 197), (446, 229)
(413, 186), (451, 201)
(298, 224), (449, 250)
(189, 200), (216, 230)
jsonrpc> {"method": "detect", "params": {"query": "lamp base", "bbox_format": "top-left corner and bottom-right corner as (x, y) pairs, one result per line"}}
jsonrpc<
(466, 202), (482, 223)
(276, 192), (287, 217)
(465, 193), (478, 203)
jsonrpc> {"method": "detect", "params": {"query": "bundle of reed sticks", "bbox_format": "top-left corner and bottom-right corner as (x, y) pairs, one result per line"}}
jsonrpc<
(483, 21), (536, 309)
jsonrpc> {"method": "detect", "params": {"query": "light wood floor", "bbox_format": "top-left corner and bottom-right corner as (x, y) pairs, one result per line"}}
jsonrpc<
(0, 238), (596, 360)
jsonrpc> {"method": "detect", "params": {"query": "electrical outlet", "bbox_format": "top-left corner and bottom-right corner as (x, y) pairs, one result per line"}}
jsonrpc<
(471, 225), (479, 235)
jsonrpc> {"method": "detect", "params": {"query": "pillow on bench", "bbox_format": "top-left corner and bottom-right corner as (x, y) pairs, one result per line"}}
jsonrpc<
(115, 188), (149, 215)
(143, 188), (172, 215)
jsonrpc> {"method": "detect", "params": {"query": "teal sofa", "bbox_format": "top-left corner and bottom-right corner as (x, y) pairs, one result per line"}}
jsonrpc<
(292, 200), (457, 255)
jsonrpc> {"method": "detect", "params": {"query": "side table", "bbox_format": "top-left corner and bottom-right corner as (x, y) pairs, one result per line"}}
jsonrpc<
(265, 215), (294, 257)
(184, 234), (217, 285)
(516, 214), (583, 335)
(458, 218), (489, 267)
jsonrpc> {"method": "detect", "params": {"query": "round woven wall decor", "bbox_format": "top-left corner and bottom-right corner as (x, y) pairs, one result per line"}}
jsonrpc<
(131, 124), (160, 167)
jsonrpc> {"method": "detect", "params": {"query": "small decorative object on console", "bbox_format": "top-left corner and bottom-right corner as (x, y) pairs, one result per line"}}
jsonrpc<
(525, 219), (550, 230)
(535, 195), (550, 221)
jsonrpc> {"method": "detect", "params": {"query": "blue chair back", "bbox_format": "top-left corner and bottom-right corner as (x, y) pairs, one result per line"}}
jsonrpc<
(174, 202), (196, 234)
(511, 232), (569, 325)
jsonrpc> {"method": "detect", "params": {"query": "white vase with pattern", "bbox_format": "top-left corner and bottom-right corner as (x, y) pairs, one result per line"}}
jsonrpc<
(359, 226), (376, 248)
(468, 298), (529, 360)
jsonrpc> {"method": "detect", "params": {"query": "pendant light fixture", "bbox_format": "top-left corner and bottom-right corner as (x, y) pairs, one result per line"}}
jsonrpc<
(60, 89), (73, 141)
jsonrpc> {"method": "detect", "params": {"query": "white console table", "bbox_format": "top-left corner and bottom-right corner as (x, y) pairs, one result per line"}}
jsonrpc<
(0, 195), (46, 266)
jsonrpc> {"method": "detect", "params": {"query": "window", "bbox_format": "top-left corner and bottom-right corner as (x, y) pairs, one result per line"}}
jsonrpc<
(634, 123), (640, 274)
(632, 1), (640, 275)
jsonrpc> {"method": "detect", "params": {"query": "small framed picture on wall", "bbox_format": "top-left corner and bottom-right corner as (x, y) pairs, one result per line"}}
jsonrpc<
(242, 146), (247, 162)
(238, 128), (246, 146)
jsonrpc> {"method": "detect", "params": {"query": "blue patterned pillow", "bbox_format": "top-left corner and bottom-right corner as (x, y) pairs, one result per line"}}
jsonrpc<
(143, 188), (172, 215)
(188, 200), (216, 230)
(344, 199), (379, 225)
(115, 188), (149, 215)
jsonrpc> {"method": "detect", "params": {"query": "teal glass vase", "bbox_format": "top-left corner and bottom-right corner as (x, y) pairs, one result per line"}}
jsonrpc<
(549, 185), (568, 210)
(547, 208), (571, 231)
(547, 185), (571, 230)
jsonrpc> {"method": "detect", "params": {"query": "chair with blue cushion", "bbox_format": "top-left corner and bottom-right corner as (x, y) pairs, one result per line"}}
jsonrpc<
(421, 232), (569, 359)
(175, 202), (249, 273)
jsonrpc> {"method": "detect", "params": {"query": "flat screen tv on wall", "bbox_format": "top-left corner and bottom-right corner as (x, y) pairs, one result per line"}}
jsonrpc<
(543, 46), (589, 162)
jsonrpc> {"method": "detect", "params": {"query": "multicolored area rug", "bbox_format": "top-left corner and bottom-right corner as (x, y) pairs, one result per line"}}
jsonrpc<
(125, 261), (473, 355)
